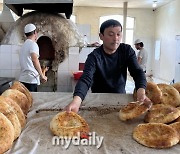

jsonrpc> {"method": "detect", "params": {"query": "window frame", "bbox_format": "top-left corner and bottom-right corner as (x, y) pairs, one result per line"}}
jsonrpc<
(99, 15), (135, 46)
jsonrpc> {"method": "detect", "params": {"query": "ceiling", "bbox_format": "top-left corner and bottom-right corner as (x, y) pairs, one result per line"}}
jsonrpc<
(74, 0), (174, 8)
(0, 0), (174, 9)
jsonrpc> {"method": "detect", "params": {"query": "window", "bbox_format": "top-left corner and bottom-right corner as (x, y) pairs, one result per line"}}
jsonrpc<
(99, 15), (134, 46)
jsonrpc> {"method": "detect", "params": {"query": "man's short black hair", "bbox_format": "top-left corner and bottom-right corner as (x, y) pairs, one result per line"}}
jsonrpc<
(25, 30), (36, 37)
(100, 19), (122, 34)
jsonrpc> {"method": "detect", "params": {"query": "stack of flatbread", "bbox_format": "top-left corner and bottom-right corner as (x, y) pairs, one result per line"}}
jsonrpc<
(119, 81), (180, 149)
(0, 81), (33, 153)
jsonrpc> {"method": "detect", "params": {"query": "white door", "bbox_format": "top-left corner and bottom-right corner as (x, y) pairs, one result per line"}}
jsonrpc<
(174, 35), (180, 83)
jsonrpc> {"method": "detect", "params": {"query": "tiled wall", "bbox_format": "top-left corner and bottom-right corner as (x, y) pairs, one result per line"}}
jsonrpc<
(0, 45), (21, 78)
(79, 47), (95, 63)
(57, 47), (80, 92)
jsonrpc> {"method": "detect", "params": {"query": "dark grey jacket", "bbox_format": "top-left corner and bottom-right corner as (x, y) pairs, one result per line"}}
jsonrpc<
(74, 43), (146, 100)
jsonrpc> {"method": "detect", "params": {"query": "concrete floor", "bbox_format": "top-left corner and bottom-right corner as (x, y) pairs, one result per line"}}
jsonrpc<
(125, 75), (170, 94)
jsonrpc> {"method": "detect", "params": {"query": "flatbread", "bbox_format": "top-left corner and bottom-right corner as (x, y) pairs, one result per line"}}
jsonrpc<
(10, 81), (33, 107)
(145, 82), (162, 104)
(0, 112), (14, 154)
(0, 96), (26, 129)
(50, 111), (89, 137)
(133, 82), (162, 104)
(133, 123), (179, 148)
(119, 100), (152, 121)
(172, 82), (180, 93)
(2, 89), (30, 114)
(169, 122), (180, 141)
(0, 100), (21, 140)
(176, 107), (180, 122)
(144, 104), (180, 123)
(157, 83), (180, 107)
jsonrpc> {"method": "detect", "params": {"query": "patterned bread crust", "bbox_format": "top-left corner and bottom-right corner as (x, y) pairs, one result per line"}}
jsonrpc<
(10, 81), (33, 107)
(2, 89), (30, 115)
(50, 111), (89, 137)
(157, 83), (180, 107)
(0, 99), (21, 140)
(133, 123), (179, 148)
(169, 122), (180, 141)
(172, 82), (180, 93)
(0, 96), (26, 129)
(0, 112), (14, 154)
(119, 100), (152, 121)
(144, 104), (180, 123)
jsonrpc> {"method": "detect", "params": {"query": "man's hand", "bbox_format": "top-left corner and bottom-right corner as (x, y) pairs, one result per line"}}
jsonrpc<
(41, 75), (47, 83)
(31, 53), (48, 83)
(42, 66), (49, 75)
(136, 88), (150, 102)
(65, 96), (82, 113)
(41, 66), (48, 83)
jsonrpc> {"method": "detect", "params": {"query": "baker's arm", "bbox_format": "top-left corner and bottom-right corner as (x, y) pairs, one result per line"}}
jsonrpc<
(65, 51), (97, 113)
(127, 46), (148, 101)
(65, 96), (82, 113)
(137, 56), (142, 64)
(136, 88), (150, 102)
(73, 53), (96, 100)
(31, 53), (47, 83)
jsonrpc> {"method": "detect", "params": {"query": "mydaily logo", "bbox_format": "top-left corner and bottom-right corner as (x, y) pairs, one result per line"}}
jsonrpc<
(52, 132), (104, 149)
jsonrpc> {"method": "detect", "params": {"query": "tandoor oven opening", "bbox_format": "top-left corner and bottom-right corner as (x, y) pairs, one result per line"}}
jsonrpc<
(37, 36), (56, 91)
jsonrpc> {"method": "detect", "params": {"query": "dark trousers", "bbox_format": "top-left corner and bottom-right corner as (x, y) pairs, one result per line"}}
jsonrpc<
(21, 82), (38, 92)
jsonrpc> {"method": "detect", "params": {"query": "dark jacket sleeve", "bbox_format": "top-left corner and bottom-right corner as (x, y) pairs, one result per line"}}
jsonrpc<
(126, 45), (147, 90)
(73, 50), (97, 100)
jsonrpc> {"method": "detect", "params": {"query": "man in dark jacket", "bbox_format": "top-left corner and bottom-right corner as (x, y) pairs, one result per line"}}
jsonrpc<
(65, 19), (149, 113)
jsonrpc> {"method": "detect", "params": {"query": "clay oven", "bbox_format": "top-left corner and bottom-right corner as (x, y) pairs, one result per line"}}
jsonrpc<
(2, 2), (84, 91)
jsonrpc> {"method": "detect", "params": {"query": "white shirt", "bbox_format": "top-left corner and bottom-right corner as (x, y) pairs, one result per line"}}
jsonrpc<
(137, 48), (148, 71)
(19, 39), (40, 85)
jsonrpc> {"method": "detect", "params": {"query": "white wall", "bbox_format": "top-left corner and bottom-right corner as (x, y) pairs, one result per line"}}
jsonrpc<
(153, 0), (180, 82)
(127, 9), (155, 75)
(0, 45), (21, 78)
(74, 7), (155, 75)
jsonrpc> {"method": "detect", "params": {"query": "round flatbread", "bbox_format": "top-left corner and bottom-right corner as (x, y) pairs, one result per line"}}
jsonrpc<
(133, 82), (162, 104)
(157, 83), (180, 107)
(10, 81), (33, 107)
(177, 117), (180, 122)
(119, 100), (152, 121)
(133, 88), (137, 101)
(50, 111), (89, 137)
(0, 96), (26, 129)
(172, 82), (180, 93)
(0, 112), (14, 154)
(169, 122), (180, 141)
(146, 82), (162, 104)
(144, 104), (180, 123)
(0, 100), (21, 140)
(2, 89), (30, 115)
(176, 107), (180, 122)
(133, 123), (179, 148)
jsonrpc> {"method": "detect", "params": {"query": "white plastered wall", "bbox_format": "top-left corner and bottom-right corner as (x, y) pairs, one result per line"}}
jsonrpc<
(154, 0), (180, 82)
(73, 6), (155, 75)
